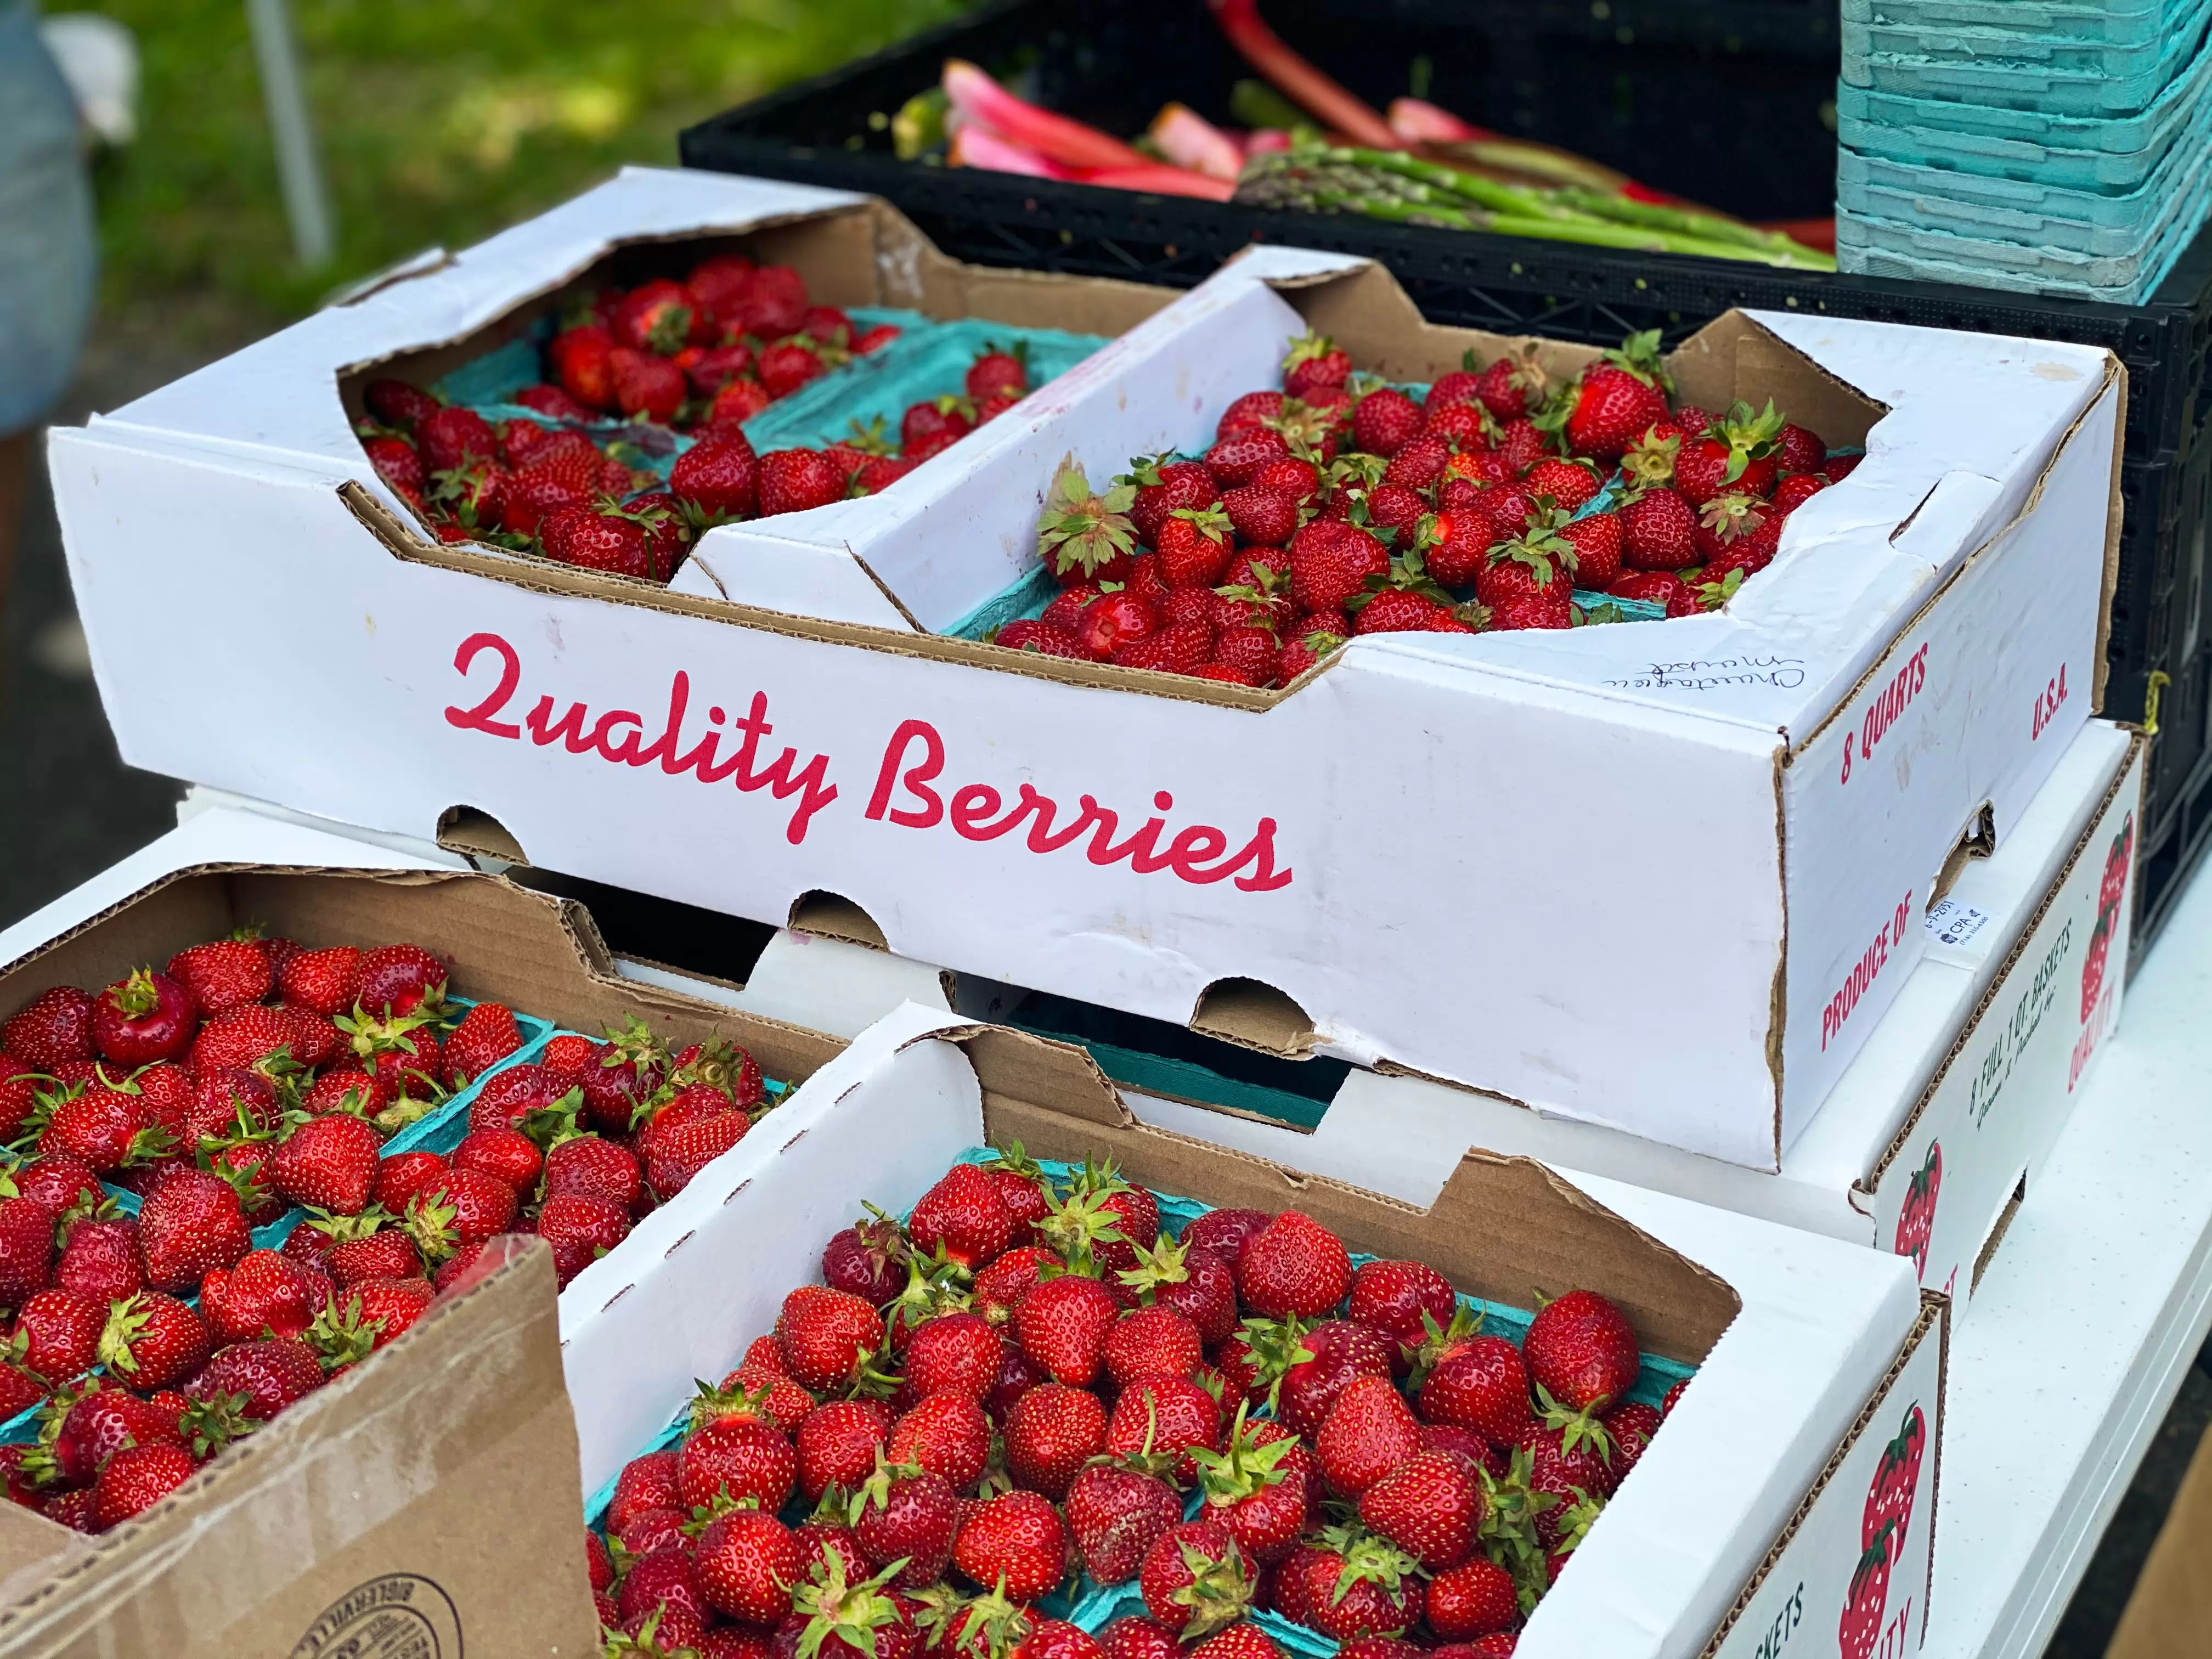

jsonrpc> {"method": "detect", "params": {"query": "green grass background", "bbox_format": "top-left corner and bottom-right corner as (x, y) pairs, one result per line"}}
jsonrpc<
(75, 0), (965, 326)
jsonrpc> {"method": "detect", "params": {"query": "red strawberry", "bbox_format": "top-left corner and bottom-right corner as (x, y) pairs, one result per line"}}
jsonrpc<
(165, 938), (273, 1017)
(539, 505), (651, 579)
(420, 406), (496, 472)
(1348, 1261), (1456, 1372)
(268, 1114), (382, 1215)
(537, 1193), (628, 1287)
(1289, 522), (1390, 615)
(1523, 1289), (1639, 1414)
(1551, 511), (1622, 590)
(1221, 486), (1300, 549)
(1418, 506), (1497, 589)
(1352, 389), (1423, 458)
(403, 1168), (516, 1266)
(185, 1334), (324, 1420)
(364, 378), (438, 428)
(1106, 1375), (1221, 1476)
(953, 1487), (1069, 1600)
(1494, 419), (1548, 473)
(1190, 1409), (1310, 1565)
(92, 1441), (195, 1530)
(778, 1286), (885, 1394)
(1205, 429), (1292, 489)
(1120, 1235), (1239, 1342)
(1380, 436), (1448, 493)
(90, 970), (196, 1068)
(452, 1126), (543, 1194)
(696, 1509), (805, 1626)
(888, 1392), (991, 1493)
(3, 988), (96, 1071)
(640, 1109), (749, 1200)
(1154, 506), (1236, 589)
(1283, 332), (1351, 398)
(351, 945), (444, 1020)
(1314, 1375), (1424, 1499)
(678, 1415), (798, 1514)
(1279, 1320), (1394, 1436)
(95, 1292), (209, 1391)
(550, 324), (619, 410)
(440, 1001), (522, 1088)
(1124, 458), (1219, 549)
(851, 1456), (959, 1587)
(671, 435), (761, 523)
(1002, 1378), (1108, 1498)
(1102, 1619), (1182, 1659)
(1562, 354), (1670, 463)
(904, 1311), (1005, 1404)
(1522, 456), (1601, 514)
(1359, 1448), (1479, 1568)
(1237, 1212), (1351, 1321)
(1296, 1528), (1423, 1639)
(910, 1164), (1015, 1271)
(1620, 487), (1697, 571)
(755, 449), (847, 516)
(1773, 471), (1829, 515)
(543, 1135), (641, 1213)
(1471, 348), (1549, 422)
(14, 1288), (106, 1383)
(1424, 403), (1492, 454)
(1068, 1460), (1182, 1582)
(1022, 1624), (1106, 1659)
(1674, 399), (1785, 505)
(967, 345), (1029, 402)
(1113, 619), (1214, 676)
(54, 1217), (141, 1304)
(1278, 622), (1345, 681)
(321, 1223), (424, 1289)
(1414, 1310), (1533, 1445)
(1425, 1558), (1520, 1640)
(1072, 593), (1156, 663)
(1218, 390), (1284, 437)
(138, 1168), (253, 1294)
(1139, 1520), (1253, 1638)
(199, 1249), (329, 1345)
(1603, 1400), (1661, 1483)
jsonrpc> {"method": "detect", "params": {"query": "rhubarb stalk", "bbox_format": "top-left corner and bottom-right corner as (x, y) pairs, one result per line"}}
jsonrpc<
(1149, 103), (1246, 182)
(1206, 0), (1402, 149)
(941, 59), (1149, 171)
(1386, 97), (1489, 145)
(947, 125), (1067, 180)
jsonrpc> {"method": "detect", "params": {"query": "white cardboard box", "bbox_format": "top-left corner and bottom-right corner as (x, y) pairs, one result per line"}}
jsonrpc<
(558, 1001), (1947, 1659)
(1101, 718), (2143, 1310)
(47, 170), (2122, 1170)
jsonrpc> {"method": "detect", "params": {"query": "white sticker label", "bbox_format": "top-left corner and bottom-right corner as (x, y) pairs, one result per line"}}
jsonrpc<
(1924, 898), (1991, 949)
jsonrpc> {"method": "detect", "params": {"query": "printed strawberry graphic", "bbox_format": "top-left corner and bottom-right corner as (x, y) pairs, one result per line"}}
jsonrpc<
(1893, 1141), (1942, 1280)
(1864, 1403), (1928, 1565)
(1839, 1524), (1895, 1659)
(2082, 812), (2135, 1023)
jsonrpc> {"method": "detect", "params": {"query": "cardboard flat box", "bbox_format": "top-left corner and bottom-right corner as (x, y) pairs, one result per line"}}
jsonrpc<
(48, 171), (2123, 1170)
(556, 1002), (1946, 1659)
(0, 1238), (599, 1659)
(1096, 718), (2142, 1311)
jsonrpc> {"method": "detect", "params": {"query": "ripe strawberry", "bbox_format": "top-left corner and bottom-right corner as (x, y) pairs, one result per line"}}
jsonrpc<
(352, 945), (444, 1020)
(851, 1457), (958, 1587)
(534, 1192), (625, 1287)
(1417, 505), (1497, 589)
(1494, 419), (1548, 474)
(1471, 347), (1548, 422)
(1122, 458), (1217, 549)
(953, 1488), (1069, 1600)
(1772, 471), (1828, 515)
(1425, 1558), (1520, 1640)
(95, 1291), (209, 1392)
(1603, 1399), (1661, 1482)
(269, 1114), (381, 1214)
(1357, 483), (1425, 543)
(669, 434), (761, 523)
(904, 1311), (1005, 1403)
(1348, 1261), (1457, 1371)
(1071, 592), (1155, 663)
(1113, 619), (1212, 676)
(1209, 627), (1280, 687)
(967, 343), (1029, 402)
(542, 1131), (640, 1211)
(89, 970), (195, 1069)
(1252, 456), (1321, 500)
(4, 988), (96, 1070)
(1191, 1629), (1280, 1659)
(1282, 332), (1351, 398)
(1068, 1461), (1182, 1582)
(91, 1440), (195, 1530)
(888, 1392), (991, 1493)
(1139, 1520), (1253, 1638)
(1674, 399), (1785, 504)
(1107, 1375), (1221, 1476)
(640, 1109), (748, 1200)
(187, 1334), (325, 1420)
(1522, 456), (1601, 515)
(1609, 568), (1688, 608)
(1316, 1374), (1424, 1499)
(1102, 1618), (1182, 1659)
(53, 1217), (140, 1304)
(13, 1287), (105, 1383)
(420, 405), (496, 472)
(43, 1083), (163, 1173)
(1523, 1289), (1639, 1413)
(1359, 1448), (1480, 1569)
(322, 1223), (425, 1289)
(539, 505), (651, 579)
(1279, 1321), (1393, 1435)
(1022, 1624), (1105, 1659)
(779, 1285), (886, 1394)
(165, 938), (273, 1017)
(321, 1276), (435, 1356)
(749, 448), (843, 517)
(1380, 436), (1447, 493)
(1205, 430), (1292, 490)
(1218, 390), (1284, 437)
(1289, 521), (1390, 615)
(364, 377), (439, 428)
(138, 1168), (253, 1294)
(1221, 486), (1300, 549)
(200, 1249), (329, 1345)
(1237, 1212), (1351, 1321)
(1003, 1381), (1108, 1498)
(440, 1002), (522, 1088)
(1191, 1410), (1310, 1565)
(1414, 1311), (1533, 1444)
(1424, 403), (1492, 455)
(910, 1163), (1015, 1271)
(451, 1126), (543, 1194)
(1352, 388), (1423, 457)
(1278, 622), (1345, 681)
(404, 1168), (516, 1266)
(678, 1415), (798, 1514)
(549, 323), (619, 410)
(1553, 511), (1623, 590)
(697, 1509), (805, 1626)
(1297, 1528), (1424, 1639)
(1154, 506), (1236, 589)
(1562, 355), (1670, 465)
(1620, 487), (1697, 571)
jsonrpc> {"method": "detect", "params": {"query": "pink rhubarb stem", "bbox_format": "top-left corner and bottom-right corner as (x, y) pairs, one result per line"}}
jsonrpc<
(1149, 103), (1246, 182)
(1387, 97), (1497, 145)
(942, 59), (1148, 172)
(1206, 0), (1402, 150)
(1076, 164), (1238, 200)
(947, 124), (1070, 179)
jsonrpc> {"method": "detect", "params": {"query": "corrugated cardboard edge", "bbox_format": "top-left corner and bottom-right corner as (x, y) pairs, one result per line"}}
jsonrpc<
(1786, 357), (2124, 762)
(1696, 1291), (1950, 1658)
(1855, 729), (2145, 1194)
(919, 1023), (1742, 1362)
(2091, 363), (2130, 713)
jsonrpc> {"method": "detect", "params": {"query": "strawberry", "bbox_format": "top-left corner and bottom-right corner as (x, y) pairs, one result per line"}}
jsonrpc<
(92, 1441), (195, 1530)
(13, 1288), (105, 1383)
(1283, 332), (1351, 398)
(1211, 627), (1281, 688)
(1382, 436), (1449, 493)
(1314, 1375), (1425, 1499)
(904, 1311), (1005, 1403)
(1425, 1558), (1520, 1640)
(910, 1163), (1015, 1271)
(1278, 622), (1346, 681)
(1004, 1381), (1108, 1499)
(608, 1451), (681, 1535)
(1191, 1629), (1279, 1659)
(1205, 429), (1292, 489)
(1102, 1618), (1182, 1659)
(1252, 456), (1321, 500)
(543, 1133), (641, 1212)
(1471, 347), (1549, 423)
(1560, 351), (1670, 467)
(550, 324), (619, 410)
(1289, 521), (1390, 615)
(45, 1084), (167, 1172)
(1237, 1212), (1351, 1321)
(953, 1488), (1069, 1600)
(850, 1455), (959, 1587)
(54, 1217), (140, 1304)
(1106, 1375), (1221, 1478)
(1119, 1234), (1239, 1342)
(1521, 457), (1601, 515)
(268, 1114), (382, 1214)
(1221, 486), (1301, 549)
(1620, 487), (1697, 571)
(199, 1248), (329, 1345)
(321, 1223), (425, 1289)
(752, 448), (844, 516)
(1348, 1261), (1457, 1372)
(500, 461), (594, 537)
(1074, 593), (1157, 663)
(608, 346), (686, 424)
(779, 1286), (886, 1395)
(1772, 471), (1828, 515)
(1037, 461), (1137, 586)
(1022, 1624), (1106, 1659)
(1279, 1320), (1393, 1436)
(1352, 388), (1423, 458)
(888, 1392), (991, 1493)
(1190, 1408), (1310, 1565)
(95, 1291), (209, 1391)
(1139, 1520), (1253, 1638)
(540, 506), (651, 579)
(1103, 1304), (1202, 1387)
(1550, 511), (1622, 591)
(138, 1167), (253, 1294)
(451, 1126), (543, 1194)
(4, 988), (96, 1071)
(269, 946), (360, 1018)
(1413, 1309), (1533, 1445)
(1359, 1448), (1480, 1569)
(1068, 1461), (1182, 1582)
(535, 1193), (625, 1288)
(1218, 391), (1284, 437)
(738, 265), (812, 339)
(671, 435), (761, 523)
(1361, 483), (1428, 541)
(353, 945), (444, 1020)
(1608, 569), (1688, 608)
(439, 1001), (522, 1088)
(1155, 506), (1236, 588)
(420, 406), (496, 472)
(90, 970), (196, 1068)
(1523, 1289), (1638, 1414)
(1690, 492), (1769, 564)
(320, 1276), (435, 1356)
(1424, 402), (1492, 453)
(1417, 506), (1497, 589)
(1118, 457), (1215, 549)
(1296, 1527), (1424, 1639)
(186, 1334), (324, 1420)
(166, 938), (274, 1017)
(1114, 619), (1214, 676)
(1603, 1400), (1661, 1482)
(404, 1169), (515, 1266)
(640, 1109), (748, 1200)
(821, 1217), (908, 1307)
(364, 378), (439, 428)
(697, 1510), (806, 1626)
(759, 338), (831, 400)
(614, 279), (702, 354)
(1674, 399), (1785, 505)
(678, 1415), (798, 1514)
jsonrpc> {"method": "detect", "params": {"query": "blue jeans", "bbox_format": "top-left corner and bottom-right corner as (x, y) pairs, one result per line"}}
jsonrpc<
(0, 0), (94, 436)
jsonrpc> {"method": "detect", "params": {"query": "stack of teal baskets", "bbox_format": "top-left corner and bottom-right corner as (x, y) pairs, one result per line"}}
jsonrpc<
(1837, 0), (2212, 302)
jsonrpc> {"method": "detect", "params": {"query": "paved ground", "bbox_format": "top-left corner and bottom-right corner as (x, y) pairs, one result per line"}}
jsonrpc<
(0, 323), (2203, 1657)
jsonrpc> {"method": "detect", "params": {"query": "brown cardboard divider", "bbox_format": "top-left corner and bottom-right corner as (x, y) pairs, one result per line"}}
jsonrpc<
(0, 865), (848, 1095)
(1189, 977), (1320, 1059)
(786, 890), (889, 951)
(436, 803), (530, 866)
(956, 1023), (1741, 1364)
(0, 1239), (599, 1659)
(1929, 800), (1997, 910)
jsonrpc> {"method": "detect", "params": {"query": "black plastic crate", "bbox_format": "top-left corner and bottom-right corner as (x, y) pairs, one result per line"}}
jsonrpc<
(2136, 667), (2212, 962)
